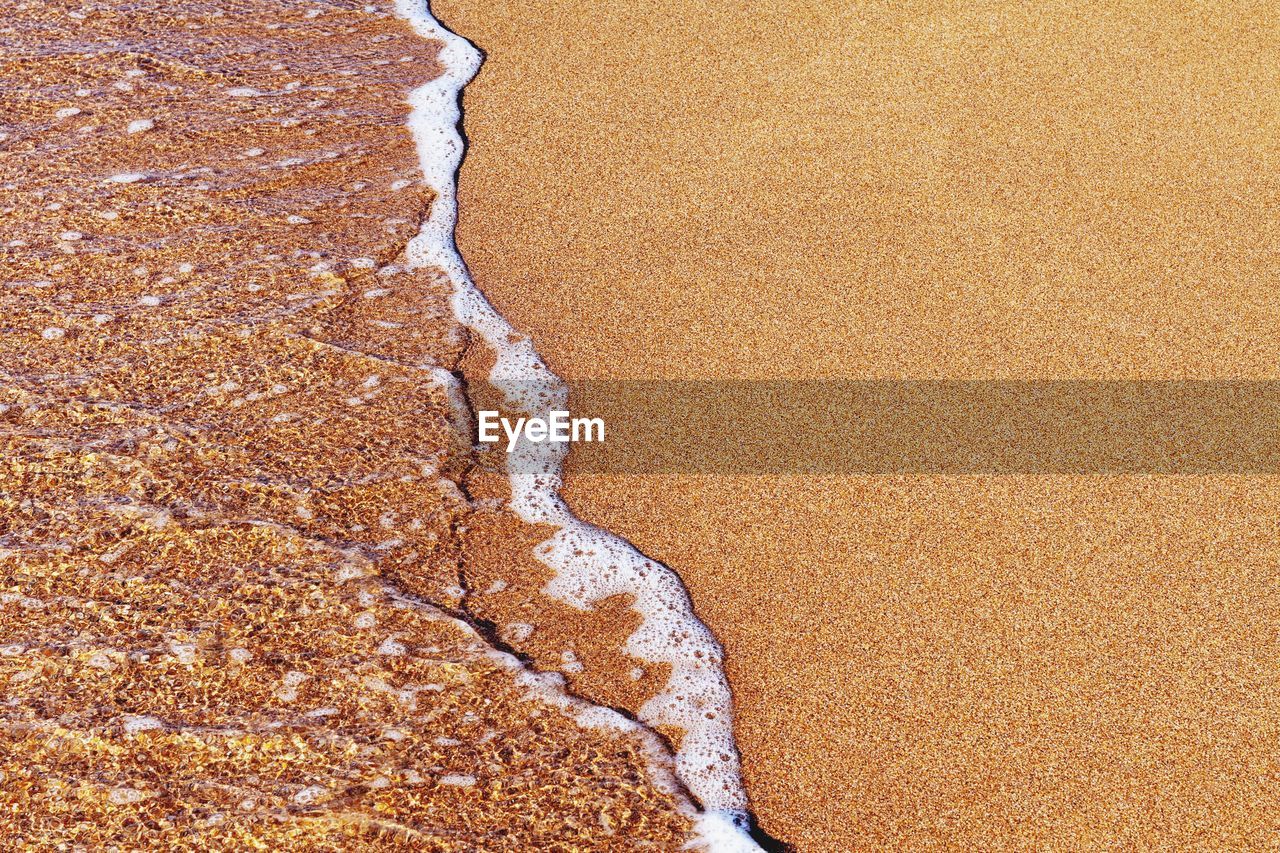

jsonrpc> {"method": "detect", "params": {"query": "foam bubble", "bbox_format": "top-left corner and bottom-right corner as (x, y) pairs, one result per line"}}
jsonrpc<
(123, 714), (166, 734)
(376, 636), (407, 656)
(167, 641), (196, 664)
(108, 787), (150, 805)
(292, 785), (327, 805)
(437, 773), (476, 787)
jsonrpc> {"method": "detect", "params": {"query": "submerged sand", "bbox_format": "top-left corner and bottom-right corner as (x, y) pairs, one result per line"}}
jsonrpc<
(0, 0), (704, 848)
(443, 0), (1280, 848)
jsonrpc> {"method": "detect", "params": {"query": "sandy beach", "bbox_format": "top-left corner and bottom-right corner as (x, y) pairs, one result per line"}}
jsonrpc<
(442, 0), (1280, 847)
(0, 1), (705, 847)
(7, 0), (1280, 847)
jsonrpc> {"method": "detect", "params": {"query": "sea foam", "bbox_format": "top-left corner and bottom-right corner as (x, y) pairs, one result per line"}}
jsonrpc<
(391, 1), (759, 848)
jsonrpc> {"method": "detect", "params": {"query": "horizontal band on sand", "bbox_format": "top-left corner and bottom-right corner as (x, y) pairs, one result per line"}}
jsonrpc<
(477, 380), (1280, 474)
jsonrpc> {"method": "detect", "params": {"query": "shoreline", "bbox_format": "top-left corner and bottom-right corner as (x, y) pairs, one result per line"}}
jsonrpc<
(394, 1), (767, 846)
(441, 0), (1280, 847)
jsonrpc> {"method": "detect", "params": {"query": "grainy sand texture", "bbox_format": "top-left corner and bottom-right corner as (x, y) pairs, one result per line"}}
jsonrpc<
(443, 0), (1280, 848)
(0, 1), (704, 848)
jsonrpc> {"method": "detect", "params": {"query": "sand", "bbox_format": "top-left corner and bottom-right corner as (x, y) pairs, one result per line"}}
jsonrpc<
(0, 1), (699, 848)
(441, 0), (1280, 847)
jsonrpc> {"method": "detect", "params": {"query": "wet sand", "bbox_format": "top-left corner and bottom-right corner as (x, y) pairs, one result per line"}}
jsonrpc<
(443, 0), (1280, 847)
(0, 1), (698, 847)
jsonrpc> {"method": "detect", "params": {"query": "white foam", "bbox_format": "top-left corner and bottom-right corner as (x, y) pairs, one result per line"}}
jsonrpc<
(122, 714), (166, 734)
(437, 773), (476, 787)
(391, 2), (757, 847)
(377, 635), (407, 656)
(686, 812), (766, 852)
(108, 786), (151, 805)
(292, 784), (327, 805)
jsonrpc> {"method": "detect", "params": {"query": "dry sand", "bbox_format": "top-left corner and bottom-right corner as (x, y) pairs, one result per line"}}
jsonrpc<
(442, 0), (1280, 847)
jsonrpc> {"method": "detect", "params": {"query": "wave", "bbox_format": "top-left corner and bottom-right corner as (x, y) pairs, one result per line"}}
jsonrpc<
(391, 1), (761, 848)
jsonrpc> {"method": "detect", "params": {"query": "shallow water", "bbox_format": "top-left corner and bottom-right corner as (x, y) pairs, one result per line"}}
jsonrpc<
(0, 0), (749, 847)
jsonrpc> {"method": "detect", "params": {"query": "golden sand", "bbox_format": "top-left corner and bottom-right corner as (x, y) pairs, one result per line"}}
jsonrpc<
(442, 0), (1280, 847)
(0, 0), (699, 848)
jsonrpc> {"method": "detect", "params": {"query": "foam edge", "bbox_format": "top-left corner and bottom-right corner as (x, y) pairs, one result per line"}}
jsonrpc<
(390, 2), (760, 849)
